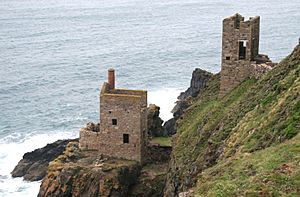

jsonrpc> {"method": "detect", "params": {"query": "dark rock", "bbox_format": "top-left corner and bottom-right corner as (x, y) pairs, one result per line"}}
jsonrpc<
(11, 139), (78, 181)
(165, 68), (213, 135)
(129, 173), (166, 197)
(129, 146), (171, 197)
(38, 141), (142, 197)
(147, 146), (172, 164)
(147, 104), (166, 137)
(37, 140), (171, 197)
(171, 98), (192, 120)
(177, 68), (213, 101)
(163, 118), (176, 136)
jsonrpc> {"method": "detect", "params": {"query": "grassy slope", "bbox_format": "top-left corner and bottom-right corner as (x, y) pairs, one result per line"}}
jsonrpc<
(196, 133), (300, 196)
(171, 44), (300, 194)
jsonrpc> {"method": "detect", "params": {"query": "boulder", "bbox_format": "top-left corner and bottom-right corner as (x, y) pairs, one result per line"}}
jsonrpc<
(163, 118), (176, 136)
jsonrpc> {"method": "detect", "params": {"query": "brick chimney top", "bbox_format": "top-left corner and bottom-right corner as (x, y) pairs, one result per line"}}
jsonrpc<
(108, 68), (115, 89)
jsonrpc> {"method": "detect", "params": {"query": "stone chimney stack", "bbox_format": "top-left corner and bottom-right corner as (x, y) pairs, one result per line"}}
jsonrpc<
(108, 68), (115, 89)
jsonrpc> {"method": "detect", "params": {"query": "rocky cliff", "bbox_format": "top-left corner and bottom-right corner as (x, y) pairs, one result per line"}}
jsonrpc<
(164, 44), (300, 196)
(37, 141), (170, 197)
(147, 104), (166, 137)
(12, 137), (170, 197)
(12, 107), (170, 197)
(177, 68), (213, 101)
(11, 44), (300, 197)
(164, 68), (213, 135)
(11, 139), (77, 181)
(38, 141), (141, 197)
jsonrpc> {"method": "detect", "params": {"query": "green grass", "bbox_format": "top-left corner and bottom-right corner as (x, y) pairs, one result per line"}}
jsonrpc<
(151, 137), (172, 147)
(168, 44), (300, 193)
(195, 134), (300, 196)
(223, 70), (300, 156)
(172, 77), (258, 184)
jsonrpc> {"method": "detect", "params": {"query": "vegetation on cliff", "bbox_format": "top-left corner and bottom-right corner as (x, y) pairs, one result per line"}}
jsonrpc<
(196, 133), (300, 196)
(13, 44), (299, 197)
(165, 44), (300, 196)
(38, 140), (171, 197)
(38, 141), (141, 197)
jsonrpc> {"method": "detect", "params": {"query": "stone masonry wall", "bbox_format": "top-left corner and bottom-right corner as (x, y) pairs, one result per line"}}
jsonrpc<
(219, 14), (261, 97)
(250, 17), (260, 60)
(140, 104), (148, 161)
(79, 84), (147, 164)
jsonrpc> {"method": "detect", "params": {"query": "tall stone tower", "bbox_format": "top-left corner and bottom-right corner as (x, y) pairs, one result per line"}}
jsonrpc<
(219, 13), (260, 97)
(79, 69), (148, 164)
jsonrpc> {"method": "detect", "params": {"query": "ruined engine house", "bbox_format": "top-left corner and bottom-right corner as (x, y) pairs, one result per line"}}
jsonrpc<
(219, 13), (274, 97)
(79, 69), (148, 163)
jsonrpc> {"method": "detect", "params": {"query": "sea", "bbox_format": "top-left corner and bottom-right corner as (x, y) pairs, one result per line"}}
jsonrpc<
(0, 0), (299, 196)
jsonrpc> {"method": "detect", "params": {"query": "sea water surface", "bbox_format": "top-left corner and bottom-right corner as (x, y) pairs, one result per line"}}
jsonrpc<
(0, 0), (299, 196)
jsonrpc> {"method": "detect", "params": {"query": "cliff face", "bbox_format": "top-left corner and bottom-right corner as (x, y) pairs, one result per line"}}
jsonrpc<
(11, 139), (76, 181)
(12, 105), (170, 197)
(148, 104), (166, 137)
(12, 44), (299, 197)
(177, 68), (213, 101)
(37, 140), (171, 197)
(164, 44), (300, 196)
(164, 68), (213, 135)
(38, 141), (141, 197)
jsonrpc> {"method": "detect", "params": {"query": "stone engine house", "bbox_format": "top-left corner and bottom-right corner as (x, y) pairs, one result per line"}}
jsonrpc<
(79, 69), (148, 163)
(219, 13), (275, 97)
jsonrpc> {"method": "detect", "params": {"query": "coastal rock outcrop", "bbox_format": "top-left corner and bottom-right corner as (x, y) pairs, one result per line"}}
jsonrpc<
(162, 118), (176, 136)
(164, 68), (213, 135)
(177, 68), (213, 101)
(147, 104), (166, 136)
(12, 123), (171, 197)
(38, 141), (141, 197)
(129, 146), (171, 197)
(37, 141), (171, 197)
(11, 139), (77, 181)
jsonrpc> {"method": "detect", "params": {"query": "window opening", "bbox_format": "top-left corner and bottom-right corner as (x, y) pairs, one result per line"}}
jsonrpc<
(123, 134), (129, 143)
(239, 41), (247, 60)
(112, 119), (117, 125)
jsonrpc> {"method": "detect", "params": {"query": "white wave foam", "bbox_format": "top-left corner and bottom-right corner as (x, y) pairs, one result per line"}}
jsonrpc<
(148, 88), (182, 121)
(0, 131), (78, 197)
(0, 178), (40, 197)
